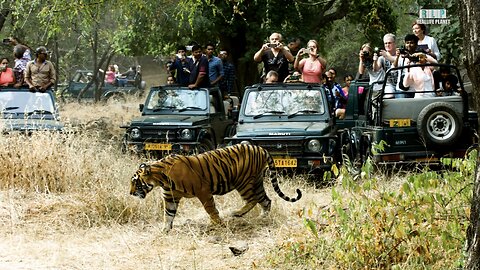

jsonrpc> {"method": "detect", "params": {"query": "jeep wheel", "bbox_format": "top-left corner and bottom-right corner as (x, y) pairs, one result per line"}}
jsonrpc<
(340, 130), (361, 174)
(417, 102), (462, 146)
(198, 139), (215, 153)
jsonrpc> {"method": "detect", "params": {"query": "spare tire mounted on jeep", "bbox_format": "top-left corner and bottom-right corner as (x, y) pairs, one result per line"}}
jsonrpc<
(417, 102), (463, 146)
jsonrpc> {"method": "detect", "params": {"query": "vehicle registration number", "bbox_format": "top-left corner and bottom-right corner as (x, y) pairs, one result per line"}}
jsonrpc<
(274, 158), (297, 168)
(145, 143), (172, 151)
(389, 119), (411, 127)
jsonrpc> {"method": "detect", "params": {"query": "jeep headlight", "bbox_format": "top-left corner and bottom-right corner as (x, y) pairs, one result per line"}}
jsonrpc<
(180, 129), (193, 140)
(307, 139), (322, 152)
(130, 128), (141, 139)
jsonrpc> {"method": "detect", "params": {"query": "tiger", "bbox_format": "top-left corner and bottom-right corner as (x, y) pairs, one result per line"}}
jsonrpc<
(130, 143), (302, 232)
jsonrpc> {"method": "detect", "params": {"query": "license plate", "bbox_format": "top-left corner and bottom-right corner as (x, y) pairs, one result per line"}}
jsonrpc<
(389, 119), (411, 127)
(274, 158), (297, 168)
(145, 143), (172, 150)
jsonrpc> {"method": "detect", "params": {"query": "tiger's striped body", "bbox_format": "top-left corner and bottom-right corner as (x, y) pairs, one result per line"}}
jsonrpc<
(130, 144), (302, 231)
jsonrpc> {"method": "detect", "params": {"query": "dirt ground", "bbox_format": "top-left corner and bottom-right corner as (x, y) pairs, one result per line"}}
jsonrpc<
(0, 185), (332, 270)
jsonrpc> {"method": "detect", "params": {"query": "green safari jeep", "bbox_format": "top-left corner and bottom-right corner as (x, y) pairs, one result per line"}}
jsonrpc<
(339, 63), (478, 167)
(121, 85), (237, 158)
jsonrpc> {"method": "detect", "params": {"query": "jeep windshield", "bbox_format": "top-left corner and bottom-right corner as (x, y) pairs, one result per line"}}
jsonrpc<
(145, 88), (208, 111)
(0, 91), (56, 117)
(244, 89), (325, 117)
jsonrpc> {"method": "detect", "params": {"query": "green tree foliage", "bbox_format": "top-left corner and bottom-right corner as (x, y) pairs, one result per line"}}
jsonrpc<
(1, 0), (434, 91)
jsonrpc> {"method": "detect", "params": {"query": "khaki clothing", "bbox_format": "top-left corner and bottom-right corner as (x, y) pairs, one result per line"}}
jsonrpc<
(24, 60), (56, 87)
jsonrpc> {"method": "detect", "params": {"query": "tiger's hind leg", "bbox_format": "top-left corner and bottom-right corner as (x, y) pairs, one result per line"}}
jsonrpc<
(231, 175), (271, 217)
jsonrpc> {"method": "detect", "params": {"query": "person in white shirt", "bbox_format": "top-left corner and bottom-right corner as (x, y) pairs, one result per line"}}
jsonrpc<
(412, 22), (441, 61)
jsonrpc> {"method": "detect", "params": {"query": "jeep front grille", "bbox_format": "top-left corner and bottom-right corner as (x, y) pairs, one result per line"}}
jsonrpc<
(141, 129), (177, 140)
(255, 141), (304, 155)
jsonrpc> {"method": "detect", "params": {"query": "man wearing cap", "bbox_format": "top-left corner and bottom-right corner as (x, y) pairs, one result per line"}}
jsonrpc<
(24, 46), (56, 92)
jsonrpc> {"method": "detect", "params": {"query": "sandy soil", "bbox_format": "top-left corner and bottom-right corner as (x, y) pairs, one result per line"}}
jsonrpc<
(0, 185), (332, 270)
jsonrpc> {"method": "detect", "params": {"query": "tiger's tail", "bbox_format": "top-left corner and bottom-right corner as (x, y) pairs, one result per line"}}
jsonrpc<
(264, 148), (302, 202)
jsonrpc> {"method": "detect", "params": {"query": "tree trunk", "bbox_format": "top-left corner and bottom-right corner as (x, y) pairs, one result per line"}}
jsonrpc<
(0, 9), (9, 31)
(459, 0), (480, 268)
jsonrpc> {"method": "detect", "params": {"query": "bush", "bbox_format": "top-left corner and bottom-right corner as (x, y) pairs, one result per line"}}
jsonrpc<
(267, 151), (476, 269)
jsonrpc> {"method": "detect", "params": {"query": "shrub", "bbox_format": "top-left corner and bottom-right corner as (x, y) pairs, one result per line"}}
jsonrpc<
(267, 151), (476, 269)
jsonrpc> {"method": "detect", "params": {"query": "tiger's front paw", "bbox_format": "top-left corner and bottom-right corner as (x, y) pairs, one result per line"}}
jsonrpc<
(163, 222), (173, 233)
(211, 217), (225, 226)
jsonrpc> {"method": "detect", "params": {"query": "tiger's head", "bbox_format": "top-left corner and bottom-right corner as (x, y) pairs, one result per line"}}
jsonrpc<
(130, 163), (154, 199)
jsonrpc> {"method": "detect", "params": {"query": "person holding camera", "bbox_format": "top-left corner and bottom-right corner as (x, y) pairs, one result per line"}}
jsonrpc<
(253, 32), (294, 83)
(358, 43), (385, 97)
(401, 52), (437, 98)
(24, 46), (56, 93)
(3, 37), (32, 88)
(293, 39), (326, 83)
(168, 45), (190, 86)
(394, 34), (437, 98)
(376, 33), (398, 98)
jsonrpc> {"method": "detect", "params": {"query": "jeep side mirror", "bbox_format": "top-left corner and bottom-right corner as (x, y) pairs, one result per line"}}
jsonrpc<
(139, 104), (144, 112)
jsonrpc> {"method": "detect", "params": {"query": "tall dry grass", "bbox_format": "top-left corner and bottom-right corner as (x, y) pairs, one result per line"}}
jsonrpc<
(0, 96), (169, 228)
(0, 96), (314, 230)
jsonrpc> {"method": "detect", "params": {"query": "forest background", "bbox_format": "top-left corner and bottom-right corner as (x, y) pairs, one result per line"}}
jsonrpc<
(0, 0), (464, 98)
(2, 0), (480, 269)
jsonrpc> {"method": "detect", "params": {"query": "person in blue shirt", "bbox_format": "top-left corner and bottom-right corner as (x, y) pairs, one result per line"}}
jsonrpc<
(324, 70), (347, 119)
(205, 43), (224, 87)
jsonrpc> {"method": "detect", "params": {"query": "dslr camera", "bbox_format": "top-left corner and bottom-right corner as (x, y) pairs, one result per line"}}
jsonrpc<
(399, 47), (408, 55)
(267, 43), (277, 48)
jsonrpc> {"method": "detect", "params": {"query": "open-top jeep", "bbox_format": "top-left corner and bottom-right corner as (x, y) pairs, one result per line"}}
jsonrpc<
(227, 83), (339, 173)
(121, 85), (236, 157)
(61, 69), (146, 102)
(0, 87), (64, 134)
(340, 63), (478, 167)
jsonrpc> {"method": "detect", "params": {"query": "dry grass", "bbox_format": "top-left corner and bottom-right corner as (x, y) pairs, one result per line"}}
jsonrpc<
(0, 98), (334, 270)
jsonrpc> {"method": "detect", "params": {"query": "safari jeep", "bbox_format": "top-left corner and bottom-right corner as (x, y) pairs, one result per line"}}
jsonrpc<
(341, 63), (478, 167)
(226, 83), (339, 174)
(0, 87), (64, 134)
(60, 69), (146, 102)
(121, 85), (237, 157)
